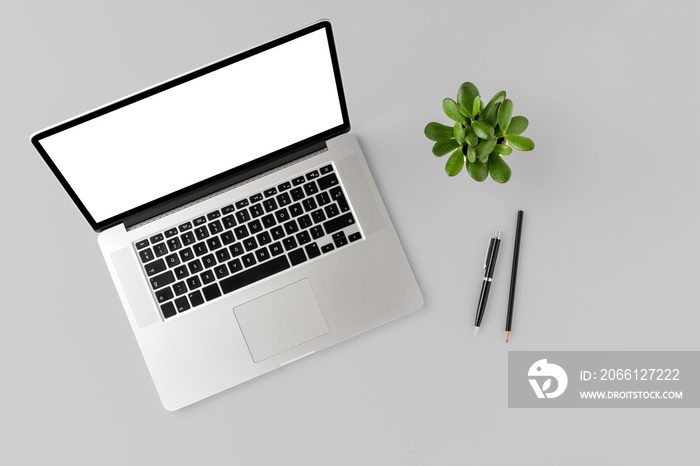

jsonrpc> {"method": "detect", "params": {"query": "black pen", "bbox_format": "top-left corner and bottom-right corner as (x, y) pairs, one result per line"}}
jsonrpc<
(474, 230), (501, 334)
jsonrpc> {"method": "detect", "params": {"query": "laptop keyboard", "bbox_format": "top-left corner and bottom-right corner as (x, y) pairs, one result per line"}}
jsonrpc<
(133, 163), (362, 320)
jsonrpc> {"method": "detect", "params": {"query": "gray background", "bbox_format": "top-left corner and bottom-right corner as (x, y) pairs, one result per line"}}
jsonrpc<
(2, 0), (698, 464)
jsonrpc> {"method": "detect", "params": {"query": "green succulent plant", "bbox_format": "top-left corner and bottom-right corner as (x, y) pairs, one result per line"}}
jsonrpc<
(424, 82), (534, 183)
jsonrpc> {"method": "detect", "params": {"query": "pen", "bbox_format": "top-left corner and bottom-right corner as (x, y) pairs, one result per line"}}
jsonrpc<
(505, 211), (524, 343)
(474, 230), (501, 334)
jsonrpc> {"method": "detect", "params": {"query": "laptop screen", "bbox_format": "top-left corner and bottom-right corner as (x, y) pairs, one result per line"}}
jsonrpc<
(31, 22), (347, 231)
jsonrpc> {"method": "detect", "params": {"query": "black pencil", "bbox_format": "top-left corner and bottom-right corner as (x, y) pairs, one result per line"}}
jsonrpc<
(505, 210), (524, 343)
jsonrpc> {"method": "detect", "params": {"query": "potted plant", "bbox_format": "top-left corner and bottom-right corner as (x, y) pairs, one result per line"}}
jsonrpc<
(424, 82), (534, 183)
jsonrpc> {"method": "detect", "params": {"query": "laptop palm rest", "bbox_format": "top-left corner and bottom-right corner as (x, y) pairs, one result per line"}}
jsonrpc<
(233, 279), (329, 363)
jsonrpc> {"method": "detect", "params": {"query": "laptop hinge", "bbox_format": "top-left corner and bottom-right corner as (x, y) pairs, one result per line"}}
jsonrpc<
(123, 140), (328, 231)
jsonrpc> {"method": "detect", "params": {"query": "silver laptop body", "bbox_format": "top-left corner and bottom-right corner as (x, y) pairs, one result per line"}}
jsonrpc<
(31, 20), (423, 411)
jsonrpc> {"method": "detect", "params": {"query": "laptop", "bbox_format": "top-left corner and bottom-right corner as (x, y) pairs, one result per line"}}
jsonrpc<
(30, 20), (423, 411)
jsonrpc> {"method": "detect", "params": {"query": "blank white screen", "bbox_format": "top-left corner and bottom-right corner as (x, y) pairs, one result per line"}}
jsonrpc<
(40, 29), (343, 224)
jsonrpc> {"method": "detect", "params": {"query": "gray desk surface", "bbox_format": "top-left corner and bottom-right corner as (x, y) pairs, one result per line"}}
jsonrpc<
(3, 1), (698, 464)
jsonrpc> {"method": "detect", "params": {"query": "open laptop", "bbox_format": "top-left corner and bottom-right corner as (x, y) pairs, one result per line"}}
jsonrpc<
(30, 20), (423, 411)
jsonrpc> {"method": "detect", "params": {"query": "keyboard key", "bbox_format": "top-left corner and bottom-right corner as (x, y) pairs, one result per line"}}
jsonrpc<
(289, 203), (303, 217)
(290, 187), (304, 201)
(206, 236), (222, 251)
(325, 204), (340, 218)
(235, 209), (251, 223)
(161, 302), (176, 319)
(303, 198), (317, 212)
(174, 265), (189, 280)
(275, 208), (290, 223)
(296, 231), (311, 245)
(173, 281), (188, 296)
(214, 264), (229, 279)
(202, 254), (216, 268)
(249, 193), (263, 203)
(317, 173), (339, 190)
(155, 287), (174, 303)
(310, 226), (324, 239)
(335, 236), (348, 248)
(264, 188), (277, 197)
(298, 215), (312, 229)
(349, 232), (362, 242)
(153, 243), (168, 257)
(228, 258), (243, 273)
(208, 220), (223, 235)
(193, 242), (208, 256)
(135, 240), (149, 250)
(188, 259), (203, 274)
(277, 181), (292, 191)
(321, 244), (335, 254)
(303, 181), (319, 196)
(234, 225), (249, 239)
(174, 296), (190, 313)
(195, 226), (209, 240)
(235, 199), (249, 209)
(330, 187), (350, 212)
(263, 198), (277, 213)
(219, 256), (290, 294)
(186, 276), (202, 290)
(316, 192), (331, 206)
(150, 233), (164, 243)
(261, 214), (276, 228)
(222, 215), (236, 229)
(311, 209), (326, 224)
(269, 242), (284, 256)
(165, 228), (178, 238)
(283, 237), (297, 251)
(144, 258), (166, 276)
(270, 226), (285, 240)
(139, 248), (154, 263)
(193, 216), (207, 227)
(215, 248), (231, 263)
(306, 170), (320, 180)
(221, 204), (235, 215)
(202, 283), (221, 301)
(292, 176), (305, 186)
(188, 290), (204, 307)
(229, 242), (244, 257)
(167, 237), (182, 252)
(249, 203), (264, 218)
(181, 231), (196, 246)
(323, 213), (356, 235)
(288, 248), (307, 266)
(276, 192), (291, 206)
(221, 231), (236, 245)
(249, 219), (263, 234)
(242, 253), (257, 268)
(179, 247), (193, 262)
(243, 237), (258, 252)
(257, 231), (271, 246)
(305, 242), (321, 259)
(150, 270), (175, 290)
(207, 211), (221, 221)
(200, 270), (215, 284)
(179, 222), (193, 232)
(255, 247), (270, 262)
(320, 164), (333, 175)
(284, 220), (299, 235)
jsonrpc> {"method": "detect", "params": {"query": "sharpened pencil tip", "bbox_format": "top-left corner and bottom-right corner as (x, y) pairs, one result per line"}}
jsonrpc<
(505, 331), (511, 343)
(474, 326), (479, 335)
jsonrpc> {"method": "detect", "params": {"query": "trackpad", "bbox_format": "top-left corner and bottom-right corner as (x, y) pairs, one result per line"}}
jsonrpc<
(233, 279), (329, 363)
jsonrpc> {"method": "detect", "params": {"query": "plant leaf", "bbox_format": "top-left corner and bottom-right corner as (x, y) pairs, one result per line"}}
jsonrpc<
(494, 144), (512, 155)
(485, 90), (506, 110)
(497, 99), (513, 134)
(479, 103), (499, 126)
(457, 87), (476, 113)
(488, 152), (512, 183)
(465, 126), (479, 147)
(445, 148), (465, 176)
(506, 134), (535, 151)
(471, 95), (481, 119)
(459, 82), (480, 98)
(454, 123), (465, 145)
(476, 137), (497, 159)
(458, 104), (471, 118)
(466, 144), (476, 163)
(472, 120), (494, 139)
(432, 139), (459, 157)
(443, 98), (466, 124)
(466, 157), (488, 182)
(425, 122), (455, 141)
(506, 116), (529, 135)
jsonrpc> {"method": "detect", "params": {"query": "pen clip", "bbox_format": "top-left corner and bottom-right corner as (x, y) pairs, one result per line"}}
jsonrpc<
(483, 237), (495, 269)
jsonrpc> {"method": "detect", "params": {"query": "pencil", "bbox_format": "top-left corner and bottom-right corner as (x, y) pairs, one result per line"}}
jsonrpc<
(505, 210), (524, 343)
